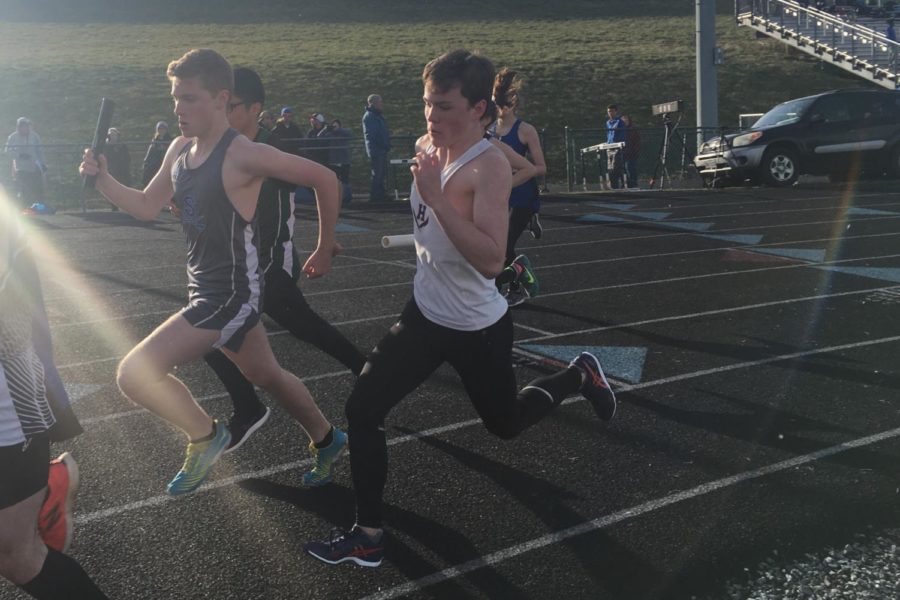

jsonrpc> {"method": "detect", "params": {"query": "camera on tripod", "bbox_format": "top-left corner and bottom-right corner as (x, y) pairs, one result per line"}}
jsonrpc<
(649, 100), (691, 190)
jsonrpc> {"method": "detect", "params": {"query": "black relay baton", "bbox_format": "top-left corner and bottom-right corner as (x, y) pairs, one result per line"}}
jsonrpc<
(83, 98), (115, 190)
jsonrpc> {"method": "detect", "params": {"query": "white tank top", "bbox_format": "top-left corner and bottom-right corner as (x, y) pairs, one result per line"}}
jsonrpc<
(411, 139), (507, 331)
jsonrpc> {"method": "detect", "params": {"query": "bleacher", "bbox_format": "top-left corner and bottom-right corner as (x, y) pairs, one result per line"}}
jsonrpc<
(736, 0), (900, 89)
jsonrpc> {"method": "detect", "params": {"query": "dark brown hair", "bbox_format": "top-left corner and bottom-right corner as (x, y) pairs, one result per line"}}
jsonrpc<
(167, 49), (234, 98)
(423, 49), (495, 119)
(493, 68), (523, 111)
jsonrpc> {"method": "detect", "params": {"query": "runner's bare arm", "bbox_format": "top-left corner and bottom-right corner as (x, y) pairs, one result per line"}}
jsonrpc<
(234, 139), (339, 278)
(491, 138), (538, 187)
(520, 122), (547, 177)
(78, 137), (186, 221)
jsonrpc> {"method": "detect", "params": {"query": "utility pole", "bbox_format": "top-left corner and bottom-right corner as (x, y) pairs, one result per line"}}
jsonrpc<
(696, 0), (719, 148)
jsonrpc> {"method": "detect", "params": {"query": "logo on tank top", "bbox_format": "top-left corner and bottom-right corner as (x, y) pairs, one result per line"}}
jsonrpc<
(414, 202), (429, 229)
(181, 194), (206, 236)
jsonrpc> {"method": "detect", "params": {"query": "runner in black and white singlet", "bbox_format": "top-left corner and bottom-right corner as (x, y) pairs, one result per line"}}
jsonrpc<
(173, 127), (263, 350)
(79, 49), (345, 497)
(199, 68), (365, 479)
(304, 49), (618, 568)
(0, 201), (109, 599)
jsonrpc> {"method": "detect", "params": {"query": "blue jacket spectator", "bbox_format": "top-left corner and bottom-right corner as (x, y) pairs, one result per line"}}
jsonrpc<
(362, 94), (390, 203)
(605, 104), (626, 144)
(362, 96), (390, 158)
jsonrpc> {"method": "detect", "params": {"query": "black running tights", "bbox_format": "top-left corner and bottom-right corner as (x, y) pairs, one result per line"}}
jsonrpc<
(346, 299), (582, 528)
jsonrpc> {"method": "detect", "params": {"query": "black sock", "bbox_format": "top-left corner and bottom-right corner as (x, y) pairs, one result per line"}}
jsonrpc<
(526, 366), (583, 405)
(496, 266), (517, 287)
(191, 421), (217, 444)
(19, 547), (109, 599)
(314, 426), (334, 449)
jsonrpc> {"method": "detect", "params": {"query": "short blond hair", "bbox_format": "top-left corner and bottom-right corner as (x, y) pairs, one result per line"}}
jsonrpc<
(166, 49), (233, 97)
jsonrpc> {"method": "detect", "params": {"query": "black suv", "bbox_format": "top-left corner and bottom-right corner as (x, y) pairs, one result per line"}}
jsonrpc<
(694, 89), (900, 186)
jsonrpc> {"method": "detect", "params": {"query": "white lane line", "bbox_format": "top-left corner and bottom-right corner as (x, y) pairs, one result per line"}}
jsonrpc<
(75, 415), (485, 525)
(79, 369), (350, 427)
(72, 333), (900, 525)
(523, 213), (900, 251)
(45, 227), (898, 331)
(73, 282), (884, 423)
(581, 199), (900, 226)
(536, 251), (900, 299)
(43, 278), (411, 304)
(54, 266), (897, 371)
(358, 424), (900, 600)
(42, 211), (900, 303)
(540, 230), (900, 270)
(519, 284), (900, 344)
(513, 322), (557, 336)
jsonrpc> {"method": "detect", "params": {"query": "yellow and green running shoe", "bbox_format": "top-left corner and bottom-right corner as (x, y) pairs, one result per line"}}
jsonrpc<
(301, 427), (348, 487)
(513, 254), (539, 298)
(167, 420), (231, 496)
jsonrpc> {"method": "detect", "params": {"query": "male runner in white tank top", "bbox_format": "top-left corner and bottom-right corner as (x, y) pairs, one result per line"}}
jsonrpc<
(79, 49), (344, 496)
(304, 49), (617, 567)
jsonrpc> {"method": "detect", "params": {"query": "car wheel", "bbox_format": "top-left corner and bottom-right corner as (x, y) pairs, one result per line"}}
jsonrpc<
(760, 147), (799, 187)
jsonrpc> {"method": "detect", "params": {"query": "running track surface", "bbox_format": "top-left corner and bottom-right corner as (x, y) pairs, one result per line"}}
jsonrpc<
(4, 183), (900, 600)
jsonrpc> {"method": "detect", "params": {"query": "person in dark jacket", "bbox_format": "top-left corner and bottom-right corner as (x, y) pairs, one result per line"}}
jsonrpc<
(141, 121), (172, 187)
(621, 114), (641, 189)
(362, 94), (390, 203)
(328, 119), (353, 204)
(270, 107), (304, 156)
(105, 128), (131, 211)
(305, 113), (330, 166)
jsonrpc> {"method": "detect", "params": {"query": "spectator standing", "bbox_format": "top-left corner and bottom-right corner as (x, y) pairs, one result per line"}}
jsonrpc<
(105, 128), (130, 211)
(362, 94), (390, 203)
(141, 121), (172, 187)
(621, 114), (641, 189)
(605, 104), (626, 189)
(306, 112), (330, 166)
(270, 107), (304, 156)
(104, 128), (131, 186)
(328, 119), (353, 205)
(4, 117), (45, 209)
(258, 110), (275, 131)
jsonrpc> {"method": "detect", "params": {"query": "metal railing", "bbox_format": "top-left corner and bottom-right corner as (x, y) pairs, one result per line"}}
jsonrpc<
(736, 0), (900, 89)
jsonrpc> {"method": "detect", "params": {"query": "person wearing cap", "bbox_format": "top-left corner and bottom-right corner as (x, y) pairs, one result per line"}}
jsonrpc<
(258, 110), (275, 132)
(141, 121), (172, 187)
(270, 106), (304, 156)
(4, 117), (46, 209)
(362, 94), (391, 203)
(305, 112), (330, 166)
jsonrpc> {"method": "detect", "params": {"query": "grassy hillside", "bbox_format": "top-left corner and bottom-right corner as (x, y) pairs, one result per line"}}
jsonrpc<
(0, 0), (867, 197)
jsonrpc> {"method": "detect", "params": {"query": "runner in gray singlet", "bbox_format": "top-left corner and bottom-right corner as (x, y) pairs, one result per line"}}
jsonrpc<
(79, 49), (344, 496)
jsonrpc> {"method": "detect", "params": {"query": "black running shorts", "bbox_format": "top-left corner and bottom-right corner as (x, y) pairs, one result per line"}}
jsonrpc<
(180, 299), (261, 353)
(0, 432), (50, 509)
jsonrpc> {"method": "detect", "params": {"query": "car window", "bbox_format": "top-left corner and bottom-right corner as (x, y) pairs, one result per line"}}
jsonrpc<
(753, 97), (814, 128)
(847, 94), (887, 121)
(889, 95), (900, 120)
(808, 95), (851, 123)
